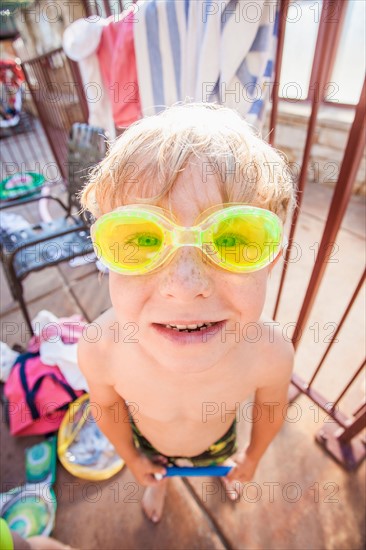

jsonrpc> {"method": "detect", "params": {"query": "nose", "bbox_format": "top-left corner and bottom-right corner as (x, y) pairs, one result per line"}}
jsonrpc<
(158, 247), (214, 300)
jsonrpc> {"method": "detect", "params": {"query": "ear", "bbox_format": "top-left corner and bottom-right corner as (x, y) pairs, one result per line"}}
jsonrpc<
(269, 236), (288, 273)
(90, 223), (95, 237)
(268, 251), (283, 273)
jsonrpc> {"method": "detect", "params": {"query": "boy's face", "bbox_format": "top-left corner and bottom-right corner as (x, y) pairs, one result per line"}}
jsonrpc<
(109, 162), (271, 374)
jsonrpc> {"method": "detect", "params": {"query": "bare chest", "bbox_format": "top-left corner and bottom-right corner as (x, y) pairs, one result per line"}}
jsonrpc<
(111, 353), (259, 424)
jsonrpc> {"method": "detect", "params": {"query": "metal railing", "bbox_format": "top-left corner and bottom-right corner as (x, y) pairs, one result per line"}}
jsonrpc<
(20, 49), (88, 180)
(0, 114), (58, 184)
(270, 0), (365, 470)
(82, 0), (132, 17)
(1, 0), (364, 471)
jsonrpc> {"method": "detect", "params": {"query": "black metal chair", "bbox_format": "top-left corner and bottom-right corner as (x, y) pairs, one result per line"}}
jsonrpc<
(0, 123), (107, 333)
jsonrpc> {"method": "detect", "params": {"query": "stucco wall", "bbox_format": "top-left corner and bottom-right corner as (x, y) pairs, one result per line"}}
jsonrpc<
(264, 102), (365, 196)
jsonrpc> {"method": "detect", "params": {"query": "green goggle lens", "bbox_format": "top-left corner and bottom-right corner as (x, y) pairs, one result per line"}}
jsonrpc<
(95, 215), (165, 271)
(208, 210), (282, 271)
(92, 205), (283, 274)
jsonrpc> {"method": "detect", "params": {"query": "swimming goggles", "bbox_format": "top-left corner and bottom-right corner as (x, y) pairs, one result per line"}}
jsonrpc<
(91, 204), (284, 275)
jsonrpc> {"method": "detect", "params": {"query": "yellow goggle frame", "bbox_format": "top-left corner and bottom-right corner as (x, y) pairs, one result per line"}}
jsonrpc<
(91, 204), (284, 275)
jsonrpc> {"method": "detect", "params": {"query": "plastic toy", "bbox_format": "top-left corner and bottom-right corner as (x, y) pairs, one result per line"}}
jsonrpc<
(155, 465), (233, 479)
(57, 394), (124, 480)
(0, 438), (57, 537)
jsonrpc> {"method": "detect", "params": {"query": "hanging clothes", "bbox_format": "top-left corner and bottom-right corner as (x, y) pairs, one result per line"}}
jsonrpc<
(63, 9), (141, 135)
(133, 0), (278, 127)
(0, 59), (24, 128)
(63, 17), (116, 138)
(97, 8), (141, 128)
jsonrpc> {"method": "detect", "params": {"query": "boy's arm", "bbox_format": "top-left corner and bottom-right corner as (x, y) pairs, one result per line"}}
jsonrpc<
(77, 337), (166, 485)
(246, 379), (292, 462)
(77, 336), (138, 461)
(89, 383), (140, 464)
(227, 341), (294, 483)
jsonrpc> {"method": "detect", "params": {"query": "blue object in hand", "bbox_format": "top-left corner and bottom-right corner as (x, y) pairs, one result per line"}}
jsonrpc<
(163, 465), (232, 477)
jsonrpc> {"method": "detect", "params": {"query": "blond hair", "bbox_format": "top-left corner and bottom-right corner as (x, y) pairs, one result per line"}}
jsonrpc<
(80, 103), (295, 222)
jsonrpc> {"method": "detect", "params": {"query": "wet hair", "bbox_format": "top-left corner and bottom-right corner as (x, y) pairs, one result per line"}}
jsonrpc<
(80, 102), (295, 222)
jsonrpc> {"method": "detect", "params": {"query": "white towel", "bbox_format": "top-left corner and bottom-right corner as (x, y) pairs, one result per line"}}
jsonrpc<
(40, 340), (89, 392)
(31, 310), (89, 391)
(0, 342), (19, 382)
(62, 18), (116, 138)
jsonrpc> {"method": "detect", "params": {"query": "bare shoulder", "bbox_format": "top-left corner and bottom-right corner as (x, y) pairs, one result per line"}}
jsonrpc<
(77, 308), (116, 385)
(77, 309), (128, 405)
(255, 315), (295, 389)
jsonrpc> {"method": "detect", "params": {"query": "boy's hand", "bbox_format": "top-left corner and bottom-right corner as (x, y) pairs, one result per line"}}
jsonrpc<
(225, 448), (259, 484)
(125, 451), (167, 487)
(220, 448), (260, 501)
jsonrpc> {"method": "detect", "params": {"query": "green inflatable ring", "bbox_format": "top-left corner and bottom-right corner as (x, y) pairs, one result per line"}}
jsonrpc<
(0, 172), (45, 201)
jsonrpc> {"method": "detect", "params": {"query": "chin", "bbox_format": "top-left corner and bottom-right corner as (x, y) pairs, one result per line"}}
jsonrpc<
(147, 344), (230, 375)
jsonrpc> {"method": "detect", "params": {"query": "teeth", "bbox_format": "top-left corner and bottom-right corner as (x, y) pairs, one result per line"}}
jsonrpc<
(164, 322), (215, 331)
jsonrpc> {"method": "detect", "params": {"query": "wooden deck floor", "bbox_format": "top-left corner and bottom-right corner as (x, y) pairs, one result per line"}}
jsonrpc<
(1, 176), (365, 549)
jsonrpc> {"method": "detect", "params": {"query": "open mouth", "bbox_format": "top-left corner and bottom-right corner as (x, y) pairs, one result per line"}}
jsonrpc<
(163, 322), (216, 333)
(152, 320), (226, 344)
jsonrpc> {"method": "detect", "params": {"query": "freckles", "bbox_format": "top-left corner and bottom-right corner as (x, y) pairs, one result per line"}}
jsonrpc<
(165, 268), (210, 290)
(109, 274), (136, 302)
(224, 273), (265, 302)
(250, 278), (266, 301)
(163, 251), (211, 287)
(164, 273), (175, 287)
(190, 266), (204, 283)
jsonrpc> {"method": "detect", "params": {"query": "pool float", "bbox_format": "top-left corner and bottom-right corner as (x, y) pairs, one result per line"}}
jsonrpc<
(57, 393), (124, 480)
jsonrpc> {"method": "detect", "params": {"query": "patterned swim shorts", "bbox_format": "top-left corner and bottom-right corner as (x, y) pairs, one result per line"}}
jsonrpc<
(130, 416), (238, 467)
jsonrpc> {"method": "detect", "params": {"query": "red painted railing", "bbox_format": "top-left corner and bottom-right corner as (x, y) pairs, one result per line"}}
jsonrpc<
(1, 0), (364, 470)
(270, 0), (365, 470)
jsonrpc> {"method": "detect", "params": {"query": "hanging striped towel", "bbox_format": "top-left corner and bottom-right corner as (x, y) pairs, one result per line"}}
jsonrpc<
(134, 0), (279, 127)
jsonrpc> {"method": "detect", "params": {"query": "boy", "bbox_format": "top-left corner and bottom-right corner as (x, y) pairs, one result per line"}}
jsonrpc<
(78, 103), (295, 523)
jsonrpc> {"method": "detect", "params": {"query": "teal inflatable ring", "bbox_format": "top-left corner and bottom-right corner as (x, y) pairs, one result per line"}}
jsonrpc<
(0, 172), (45, 201)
